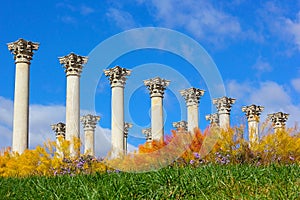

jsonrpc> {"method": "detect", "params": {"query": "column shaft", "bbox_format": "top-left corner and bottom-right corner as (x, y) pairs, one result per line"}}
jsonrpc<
(66, 75), (80, 155)
(111, 86), (124, 157)
(84, 129), (94, 155)
(248, 120), (258, 143)
(187, 104), (198, 133)
(151, 96), (163, 141)
(219, 113), (230, 129)
(12, 62), (29, 153)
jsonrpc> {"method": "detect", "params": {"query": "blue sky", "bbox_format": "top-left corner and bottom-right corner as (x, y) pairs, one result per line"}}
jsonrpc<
(1, 0), (300, 157)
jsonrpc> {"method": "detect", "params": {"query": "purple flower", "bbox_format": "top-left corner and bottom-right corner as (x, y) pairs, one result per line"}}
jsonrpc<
(193, 152), (200, 159)
(190, 160), (195, 165)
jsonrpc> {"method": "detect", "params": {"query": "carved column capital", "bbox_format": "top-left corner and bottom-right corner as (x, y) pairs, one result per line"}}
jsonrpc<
(213, 96), (236, 115)
(104, 66), (131, 87)
(180, 88), (205, 106)
(205, 113), (219, 125)
(51, 122), (66, 138)
(172, 120), (188, 131)
(80, 114), (100, 131)
(242, 104), (264, 122)
(144, 77), (170, 98)
(7, 38), (39, 64)
(59, 53), (88, 77)
(268, 112), (289, 129)
(142, 128), (152, 142)
(124, 122), (133, 138)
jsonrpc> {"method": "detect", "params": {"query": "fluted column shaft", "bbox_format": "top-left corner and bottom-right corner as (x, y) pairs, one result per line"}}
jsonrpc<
(8, 39), (39, 154)
(105, 66), (131, 158)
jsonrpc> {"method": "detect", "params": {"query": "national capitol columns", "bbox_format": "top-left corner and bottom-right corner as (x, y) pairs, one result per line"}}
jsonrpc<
(7, 39), (39, 154)
(6, 38), (293, 157)
(59, 53), (88, 157)
(144, 77), (170, 142)
(105, 66), (131, 158)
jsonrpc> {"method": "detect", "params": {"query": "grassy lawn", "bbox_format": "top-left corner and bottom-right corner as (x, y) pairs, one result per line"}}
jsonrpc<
(0, 164), (299, 199)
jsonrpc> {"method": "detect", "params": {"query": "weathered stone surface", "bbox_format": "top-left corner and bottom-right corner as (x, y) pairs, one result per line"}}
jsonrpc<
(172, 120), (188, 131)
(81, 114), (100, 156)
(144, 77), (170, 98)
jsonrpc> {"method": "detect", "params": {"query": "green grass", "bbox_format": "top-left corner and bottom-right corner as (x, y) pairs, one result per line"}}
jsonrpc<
(0, 164), (299, 199)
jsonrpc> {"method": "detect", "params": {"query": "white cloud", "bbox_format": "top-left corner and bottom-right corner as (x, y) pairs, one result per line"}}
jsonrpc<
(252, 57), (272, 76)
(226, 80), (300, 127)
(291, 78), (300, 93)
(285, 12), (300, 51)
(143, 0), (241, 45)
(0, 97), (136, 157)
(106, 8), (137, 30)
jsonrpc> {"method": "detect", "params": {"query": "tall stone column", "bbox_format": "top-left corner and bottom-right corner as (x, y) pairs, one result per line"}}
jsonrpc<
(142, 128), (152, 142)
(213, 97), (236, 129)
(144, 77), (170, 142)
(180, 88), (204, 134)
(7, 39), (39, 154)
(80, 114), (100, 156)
(205, 113), (219, 127)
(51, 122), (66, 158)
(242, 104), (264, 144)
(172, 120), (188, 132)
(124, 122), (132, 155)
(104, 66), (131, 158)
(268, 112), (289, 133)
(59, 53), (88, 157)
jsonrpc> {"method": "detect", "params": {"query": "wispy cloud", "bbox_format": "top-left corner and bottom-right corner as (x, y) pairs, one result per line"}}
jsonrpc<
(251, 57), (272, 76)
(106, 8), (138, 30)
(140, 0), (241, 46)
(226, 80), (300, 127)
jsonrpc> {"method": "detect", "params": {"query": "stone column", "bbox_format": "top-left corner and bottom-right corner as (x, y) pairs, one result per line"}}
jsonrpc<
(124, 122), (132, 155)
(172, 120), (188, 132)
(104, 66), (131, 158)
(205, 113), (219, 127)
(268, 112), (289, 133)
(213, 97), (236, 129)
(7, 39), (39, 154)
(242, 104), (264, 144)
(144, 77), (170, 142)
(59, 53), (88, 157)
(180, 88), (204, 134)
(51, 122), (66, 158)
(142, 128), (152, 142)
(80, 114), (100, 156)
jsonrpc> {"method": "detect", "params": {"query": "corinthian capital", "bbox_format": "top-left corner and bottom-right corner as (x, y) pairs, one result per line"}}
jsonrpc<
(172, 120), (188, 131)
(144, 77), (170, 98)
(7, 38), (39, 64)
(51, 122), (66, 137)
(142, 128), (152, 142)
(213, 96), (236, 115)
(59, 53), (88, 76)
(180, 87), (205, 106)
(80, 114), (100, 131)
(104, 66), (131, 87)
(268, 112), (289, 129)
(205, 113), (219, 125)
(124, 122), (133, 138)
(242, 104), (264, 122)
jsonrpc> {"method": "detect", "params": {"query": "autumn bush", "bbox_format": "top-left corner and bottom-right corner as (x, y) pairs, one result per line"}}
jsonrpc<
(0, 124), (299, 177)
